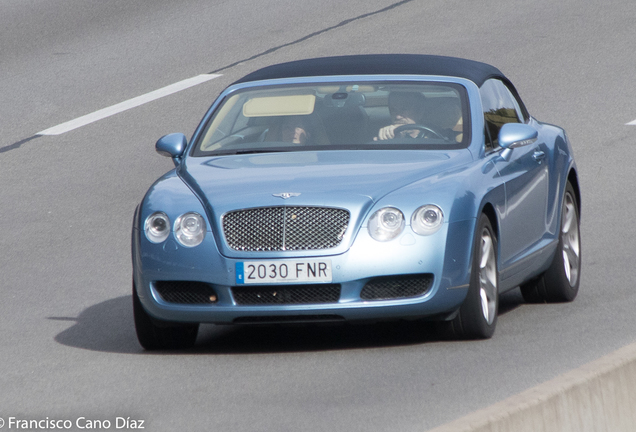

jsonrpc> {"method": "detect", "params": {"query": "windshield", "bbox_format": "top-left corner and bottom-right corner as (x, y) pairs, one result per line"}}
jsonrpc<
(193, 82), (470, 156)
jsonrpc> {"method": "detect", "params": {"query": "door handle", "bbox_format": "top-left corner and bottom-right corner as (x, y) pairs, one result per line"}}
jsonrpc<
(533, 150), (546, 163)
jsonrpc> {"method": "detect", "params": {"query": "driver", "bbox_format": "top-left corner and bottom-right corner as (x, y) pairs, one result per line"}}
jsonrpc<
(374, 91), (427, 141)
(280, 116), (312, 144)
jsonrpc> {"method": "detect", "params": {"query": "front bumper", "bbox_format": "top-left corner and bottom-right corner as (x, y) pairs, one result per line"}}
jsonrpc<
(132, 219), (475, 324)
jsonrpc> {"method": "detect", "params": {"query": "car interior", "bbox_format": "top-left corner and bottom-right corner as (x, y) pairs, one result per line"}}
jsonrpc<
(197, 83), (467, 154)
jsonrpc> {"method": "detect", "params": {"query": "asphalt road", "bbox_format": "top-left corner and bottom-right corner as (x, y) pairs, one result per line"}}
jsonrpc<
(1, 0), (636, 431)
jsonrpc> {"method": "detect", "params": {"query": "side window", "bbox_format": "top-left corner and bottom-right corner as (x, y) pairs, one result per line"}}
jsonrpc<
(480, 79), (523, 149)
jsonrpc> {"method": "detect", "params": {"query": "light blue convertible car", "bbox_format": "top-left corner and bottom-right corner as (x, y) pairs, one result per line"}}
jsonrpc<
(132, 54), (581, 349)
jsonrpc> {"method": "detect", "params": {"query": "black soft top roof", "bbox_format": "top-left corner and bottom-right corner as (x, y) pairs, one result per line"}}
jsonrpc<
(233, 54), (507, 87)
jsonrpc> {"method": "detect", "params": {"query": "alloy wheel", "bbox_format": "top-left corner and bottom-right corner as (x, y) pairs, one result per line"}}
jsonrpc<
(561, 192), (580, 287)
(479, 229), (497, 325)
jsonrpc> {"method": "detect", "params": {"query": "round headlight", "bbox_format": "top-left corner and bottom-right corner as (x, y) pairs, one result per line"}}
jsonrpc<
(368, 207), (405, 241)
(174, 212), (206, 247)
(411, 205), (444, 235)
(144, 212), (171, 243)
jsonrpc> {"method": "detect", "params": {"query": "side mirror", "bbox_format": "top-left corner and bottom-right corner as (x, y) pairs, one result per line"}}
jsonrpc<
(156, 133), (187, 166)
(498, 123), (538, 149)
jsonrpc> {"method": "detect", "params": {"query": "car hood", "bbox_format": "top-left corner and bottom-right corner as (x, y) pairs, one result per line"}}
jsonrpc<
(181, 150), (471, 214)
(177, 149), (473, 258)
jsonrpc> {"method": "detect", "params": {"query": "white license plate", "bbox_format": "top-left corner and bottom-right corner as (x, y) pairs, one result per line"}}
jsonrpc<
(236, 260), (332, 284)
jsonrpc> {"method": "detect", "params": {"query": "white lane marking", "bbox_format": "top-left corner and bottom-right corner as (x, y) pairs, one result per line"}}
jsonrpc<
(37, 74), (222, 135)
(627, 119), (636, 125)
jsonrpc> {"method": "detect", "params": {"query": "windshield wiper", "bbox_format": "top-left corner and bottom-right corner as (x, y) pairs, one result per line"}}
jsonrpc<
(213, 148), (289, 156)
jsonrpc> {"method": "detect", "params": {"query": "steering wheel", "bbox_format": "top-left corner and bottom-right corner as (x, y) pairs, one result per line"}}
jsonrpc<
(393, 124), (448, 141)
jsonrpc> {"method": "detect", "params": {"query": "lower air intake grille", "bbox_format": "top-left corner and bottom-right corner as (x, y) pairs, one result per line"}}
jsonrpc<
(232, 284), (341, 305)
(360, 274), (434, 300)
(154, 281), (218, 304)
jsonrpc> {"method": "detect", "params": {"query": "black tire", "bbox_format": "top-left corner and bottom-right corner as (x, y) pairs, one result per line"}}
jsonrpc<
(520, 182), (581, 303)
(133, 281), (199, 350)
(444, 213), (499, 340)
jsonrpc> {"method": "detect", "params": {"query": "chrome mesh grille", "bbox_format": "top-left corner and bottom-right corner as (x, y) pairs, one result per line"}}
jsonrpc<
(223, 206), (350, 251)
